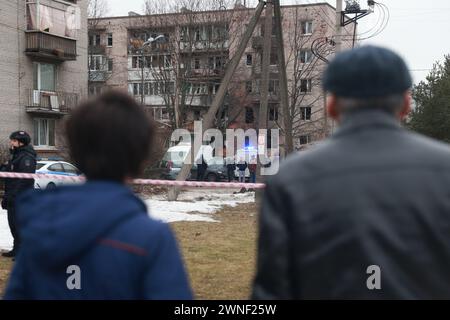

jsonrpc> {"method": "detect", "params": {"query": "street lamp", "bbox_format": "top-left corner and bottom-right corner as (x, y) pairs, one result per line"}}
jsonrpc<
(140, 35), (166, 105)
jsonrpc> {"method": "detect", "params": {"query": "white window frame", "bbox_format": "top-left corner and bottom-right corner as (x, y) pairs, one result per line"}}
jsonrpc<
(301, 21), (313, 35)
(300, 107), (312, 121)
(300, 79), (312, 93)
(299, 49), (313, 63)
(33, 118), (56, 148)
(107, 33), (113, 47)
(33, 62), (57, 92)
(89, 55), (104, 71)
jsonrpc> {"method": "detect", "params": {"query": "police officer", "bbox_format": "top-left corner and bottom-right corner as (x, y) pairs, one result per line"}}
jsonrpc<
(1, 131), (36, 258)
(252, 46), (450, 299)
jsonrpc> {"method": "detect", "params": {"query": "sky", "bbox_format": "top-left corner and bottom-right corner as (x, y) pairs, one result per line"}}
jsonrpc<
(104, 0), (450, 84)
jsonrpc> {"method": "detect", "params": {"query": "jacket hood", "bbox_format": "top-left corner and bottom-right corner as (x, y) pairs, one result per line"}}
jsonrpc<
(16, 181), (147, 268)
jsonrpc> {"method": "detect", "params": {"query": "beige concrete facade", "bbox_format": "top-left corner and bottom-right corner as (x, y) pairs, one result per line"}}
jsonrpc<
(0, 0), (88, 158)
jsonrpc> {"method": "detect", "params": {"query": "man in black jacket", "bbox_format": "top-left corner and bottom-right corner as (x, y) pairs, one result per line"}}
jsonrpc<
(252, 46), (450, 299)
(1, 131), (36, 258)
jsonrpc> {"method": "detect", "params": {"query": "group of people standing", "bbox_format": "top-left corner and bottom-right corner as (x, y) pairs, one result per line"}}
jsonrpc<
(225, 156), (257, 183)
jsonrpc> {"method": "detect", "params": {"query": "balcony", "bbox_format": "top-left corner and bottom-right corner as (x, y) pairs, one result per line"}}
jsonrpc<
(25, 90), (78, 116)
(89, 70), (107, 82)
(25, 31), (77, 61)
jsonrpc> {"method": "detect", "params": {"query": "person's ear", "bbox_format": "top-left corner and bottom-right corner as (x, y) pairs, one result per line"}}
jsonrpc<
(327, 94), (340, 121)
(398, 91), (412, 120)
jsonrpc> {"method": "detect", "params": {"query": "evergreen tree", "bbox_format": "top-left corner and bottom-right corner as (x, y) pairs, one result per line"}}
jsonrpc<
(408, 55), (450, 142)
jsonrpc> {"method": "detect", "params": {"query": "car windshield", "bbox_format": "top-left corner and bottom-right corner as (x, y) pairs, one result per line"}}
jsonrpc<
(36, 163), (46, 170)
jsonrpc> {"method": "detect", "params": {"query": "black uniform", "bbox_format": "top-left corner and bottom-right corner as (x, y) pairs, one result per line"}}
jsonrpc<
(1, 145), (37, 253)
(196, 155), (208, 181)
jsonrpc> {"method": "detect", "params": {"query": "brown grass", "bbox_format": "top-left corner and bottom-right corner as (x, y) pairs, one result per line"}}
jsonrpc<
(0, 202), (258, 299)
(172, 202), (257, 300)
(0, 257), (13, 297)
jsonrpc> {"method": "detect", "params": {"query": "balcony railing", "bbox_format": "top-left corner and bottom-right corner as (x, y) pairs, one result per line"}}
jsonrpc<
(89, 70), (107, 82)
(25, 89), (78, 115)
(25, 31), (77, 61)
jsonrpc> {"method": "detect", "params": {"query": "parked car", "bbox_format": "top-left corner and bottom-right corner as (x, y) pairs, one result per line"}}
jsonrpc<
(34, 161), (83, 190)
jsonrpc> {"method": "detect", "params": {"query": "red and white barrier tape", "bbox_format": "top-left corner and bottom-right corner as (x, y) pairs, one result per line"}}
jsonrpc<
(0, 172), (266, 189)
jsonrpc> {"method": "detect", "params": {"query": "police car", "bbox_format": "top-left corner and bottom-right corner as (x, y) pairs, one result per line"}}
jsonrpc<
(34, 160), (83, 190)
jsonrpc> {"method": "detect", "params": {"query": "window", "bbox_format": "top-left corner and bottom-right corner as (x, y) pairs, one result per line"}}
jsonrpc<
(270, 52), (278, 65)
(48, 163), (64, 172)
(89, 85), (102, 96)
(131, 83), (143, 96)
(299, 50), (313, 63)
(299, 135), (311, 145)
(107, 59), (113, 72)
(268, 79), (279, 94)
(246, 54), (252, 66)
(33, 119), (55, 147)
(300, 107), (312, 120)
(62, 163), (80, 175)
(89, 34), (101, 46)
(209, 56), (224, 70)
(194, 58), (201, 70)
(245, 81), (252, 93)
(269, 103), (279, 120)
(33, 62), (56, 91)
(301, 21), (313, 35)
(188, 83), (207, 95)
(194, 110), (201, 120)
(300, 79), (312, 93)
(132, 56), (144, 69)
(245, 107), (254, 123)
(107, 33), (113, 46)
(194, 28), (202, 41)
(89, 55), (104, 71)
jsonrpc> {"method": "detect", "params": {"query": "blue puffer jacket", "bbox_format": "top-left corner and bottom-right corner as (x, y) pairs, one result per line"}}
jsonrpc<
(4, 181), (192, 300)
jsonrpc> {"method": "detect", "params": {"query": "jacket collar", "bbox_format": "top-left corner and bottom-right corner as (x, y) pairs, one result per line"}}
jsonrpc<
(333, 109), (402, 138)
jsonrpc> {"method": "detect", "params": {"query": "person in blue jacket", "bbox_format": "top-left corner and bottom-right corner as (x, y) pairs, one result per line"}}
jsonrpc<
(4, 91), (192, 300)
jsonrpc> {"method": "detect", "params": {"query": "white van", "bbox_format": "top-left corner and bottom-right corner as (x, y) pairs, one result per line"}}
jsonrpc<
(160, 143), (215, 180)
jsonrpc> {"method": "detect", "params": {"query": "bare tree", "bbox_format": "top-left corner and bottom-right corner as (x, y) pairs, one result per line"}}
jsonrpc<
(132, 0), (250, 131)
(88, 0), (112, 94)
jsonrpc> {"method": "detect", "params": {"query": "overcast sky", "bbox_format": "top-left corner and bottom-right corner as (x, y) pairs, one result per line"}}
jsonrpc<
(104, 0), (450, 84)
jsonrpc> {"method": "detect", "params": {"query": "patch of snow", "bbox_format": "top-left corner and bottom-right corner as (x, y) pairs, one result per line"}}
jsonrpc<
(0, 189), (255, 250)
(145, 189), (255, 223)
(0, 208), (13, 251)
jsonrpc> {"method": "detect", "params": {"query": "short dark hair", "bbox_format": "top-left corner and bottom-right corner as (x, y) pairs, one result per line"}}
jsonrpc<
(335, 93), (405, 115)
(66, 91), (154, 182)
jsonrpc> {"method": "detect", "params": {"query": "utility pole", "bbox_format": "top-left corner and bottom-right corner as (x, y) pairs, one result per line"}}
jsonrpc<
(167, 0), (267, 201)
(335, 0), (343, 53)
(273, 0), (291, 155)
(255, 1), (273, 203)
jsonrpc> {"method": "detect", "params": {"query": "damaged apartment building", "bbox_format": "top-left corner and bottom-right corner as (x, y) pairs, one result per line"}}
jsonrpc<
(88, 2), (351, 151)
(0, 0), (87, 157)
